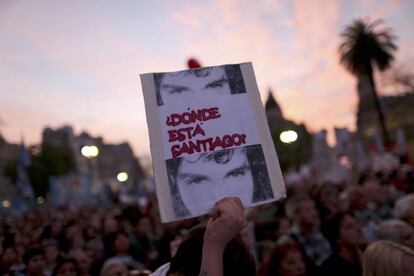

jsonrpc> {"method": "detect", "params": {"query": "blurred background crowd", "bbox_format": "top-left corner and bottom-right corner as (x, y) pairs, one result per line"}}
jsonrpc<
(1, 154), (414, 275)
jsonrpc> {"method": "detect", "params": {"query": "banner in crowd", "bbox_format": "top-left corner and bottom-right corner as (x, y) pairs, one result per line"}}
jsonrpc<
(140, 63), (285, 222)
(49, 173), (91, 207)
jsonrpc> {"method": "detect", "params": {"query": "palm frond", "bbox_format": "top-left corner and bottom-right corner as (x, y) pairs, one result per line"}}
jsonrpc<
(338, 18), (397, 75)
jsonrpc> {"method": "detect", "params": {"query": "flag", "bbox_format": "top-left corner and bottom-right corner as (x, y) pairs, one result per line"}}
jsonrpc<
(16, 139), (34, 198)
(334, 127), (351, 157)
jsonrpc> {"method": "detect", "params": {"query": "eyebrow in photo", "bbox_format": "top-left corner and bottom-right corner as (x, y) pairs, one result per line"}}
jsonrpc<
(161, 76), (229, 95)
(161, 84), (189, 94)
(225, 164), (250, 177)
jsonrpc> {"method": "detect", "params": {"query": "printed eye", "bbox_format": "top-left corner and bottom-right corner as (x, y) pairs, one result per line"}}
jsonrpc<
(186, 176), (208, 185)
(205, 78), (228, 89)
(225, 166), (250, 178)
(168, 87), (188, 94)
(227, 170), (245, 177)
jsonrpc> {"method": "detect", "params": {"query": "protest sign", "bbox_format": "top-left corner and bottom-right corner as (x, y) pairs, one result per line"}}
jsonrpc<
(140, 63), (285, 222)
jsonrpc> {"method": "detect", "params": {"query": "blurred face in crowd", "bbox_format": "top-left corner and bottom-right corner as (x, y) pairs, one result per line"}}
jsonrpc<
(338, 214), (367, 249)
(52, 220), (64, 238)
(320, 186), (339, 214)
(65, 225), (81, 242)
(56, 262), (77, 276)
(276, 217), (291, 238)
(348, 189), (368, 211)
(402, 254), (414, 276)
(113, 233), (130, 255)
(44, 244), (59, 264)
(279, 248), (306, 276)
(103, 263), (129, 276)
(27, 254), (46, 275)
(135, 217), (152, 236)
(159, 66), (231, 105)
(86, 241), (104, 263)
(176, 148), (254, 215)
(1, 247), (18, 268)
(398, 223), (414, 250)
(297, 199), (320, 231)
(363, 180), (389, 205)
(72, 250), (91, 276)
(104, 216), (119, 235)
(72, 235), (85, 249)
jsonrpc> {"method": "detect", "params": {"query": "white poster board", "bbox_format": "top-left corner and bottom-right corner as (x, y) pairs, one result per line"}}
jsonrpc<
(140, 63), (285, 222)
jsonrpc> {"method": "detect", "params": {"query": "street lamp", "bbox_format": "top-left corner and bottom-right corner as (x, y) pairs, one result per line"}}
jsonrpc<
(81, 145), (99, 158)
(81, 145), (100, 203)
(2, 200), (11, 208)
(36, 196), (45, 204)
(280, 130), (298, 144)
(117, 172), (129, 182)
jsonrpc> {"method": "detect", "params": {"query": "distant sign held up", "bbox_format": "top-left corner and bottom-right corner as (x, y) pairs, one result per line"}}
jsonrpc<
(140, 63), (285, 222)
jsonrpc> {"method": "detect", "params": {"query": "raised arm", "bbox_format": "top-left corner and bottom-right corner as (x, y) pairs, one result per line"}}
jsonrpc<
(199, 197), (247, 276)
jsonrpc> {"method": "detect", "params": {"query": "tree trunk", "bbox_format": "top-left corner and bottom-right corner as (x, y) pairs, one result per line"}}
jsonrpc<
(356, 72), (390, 147)
(368, 72), (390, 146)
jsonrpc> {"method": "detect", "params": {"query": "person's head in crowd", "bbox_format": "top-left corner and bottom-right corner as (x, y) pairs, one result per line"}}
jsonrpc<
(134, 216), (153, 237)
(85, 215), (101, 240)
(153, 64), (246, 106)
(256, 216), (290, 242)
(376, 219), (414, 250)
(393, 194), (414, 226)
(166, 146), (274, 218)
(342, 187), (368, 212)
(64, 221), (81, 242)
(85, 239), (104, 264)
(259, 241), (306, 276)
(100, 260), (129, 276)
(168, 226), (256, 276)
(12, 232), (28, 257)
(42, 239), (60, 274)
(312, 183), (340, 220)
(363, 240), (414, 276)
(23, 247), (46, 276)
(392, 165), (414, 193)
(362, 179), (390, 206)
(61, 220), (83, 252)
(68, 248), (91, 276)
(285, 194), (320, 234)
(52, 258), (81, 276)
(103, 215), (119, 236)
(106, 231), (131, 257)
(275, 216), (291, 238)
(51, 220), (64, 239)
(1, 246), (19, 272)
(42, 240), (59, 258)
(322, 212), (367, 254)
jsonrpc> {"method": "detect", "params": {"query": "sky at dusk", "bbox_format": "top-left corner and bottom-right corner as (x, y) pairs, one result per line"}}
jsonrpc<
(1, 0), (413, 160)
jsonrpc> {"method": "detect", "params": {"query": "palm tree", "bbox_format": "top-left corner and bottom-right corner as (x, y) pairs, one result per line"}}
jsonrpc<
(339, 18), (397, 145)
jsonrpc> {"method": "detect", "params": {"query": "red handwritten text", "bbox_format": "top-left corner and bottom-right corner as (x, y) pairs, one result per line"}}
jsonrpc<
(166, 107), (221, 127)
(168, 124), (206, 142)
(171, 133), (246, 158)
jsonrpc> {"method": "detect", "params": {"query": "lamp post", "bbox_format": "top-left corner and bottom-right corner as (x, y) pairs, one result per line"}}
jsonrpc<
(81, 145), (99, 203)
(81, 145), (99, 159)
(280, 130), (298, 144)
(280, 130), (300, 170)
(117, 172), (128, 182)
(2, 200), (11, 208)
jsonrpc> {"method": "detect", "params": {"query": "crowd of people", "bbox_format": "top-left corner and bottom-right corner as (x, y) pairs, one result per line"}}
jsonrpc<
(1, 155), (414, 276)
